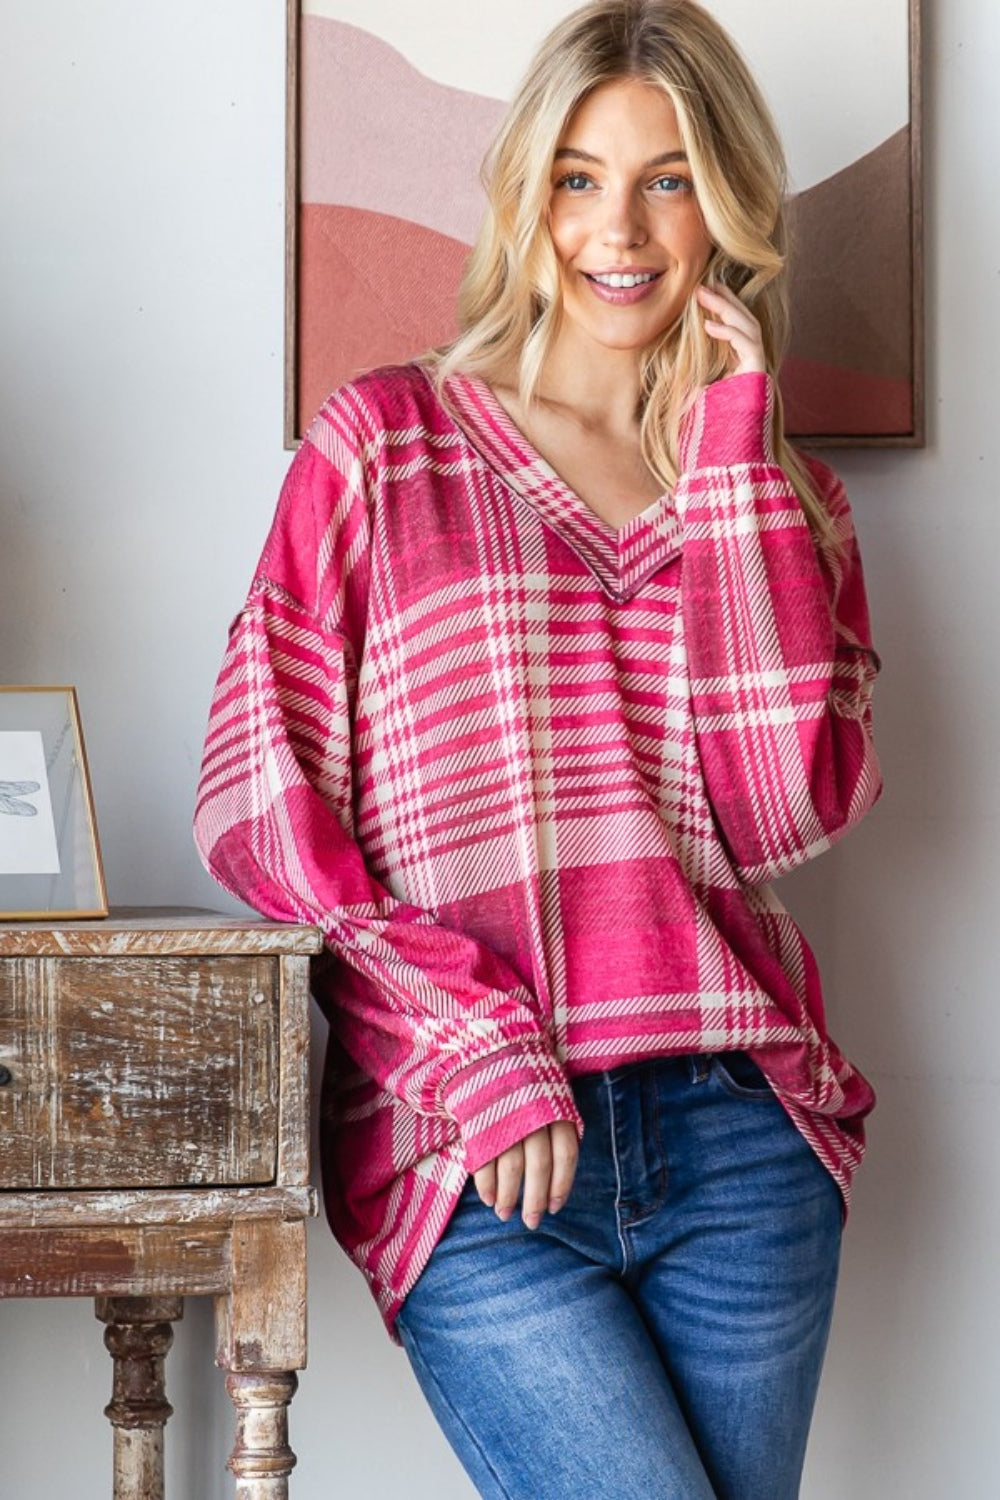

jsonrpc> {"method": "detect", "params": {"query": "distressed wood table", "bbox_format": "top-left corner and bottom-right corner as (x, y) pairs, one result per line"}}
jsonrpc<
(0, 908), (324, 1500)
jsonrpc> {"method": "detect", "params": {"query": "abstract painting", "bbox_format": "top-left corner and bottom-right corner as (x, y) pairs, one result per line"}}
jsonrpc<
(287, 0), (922, 447)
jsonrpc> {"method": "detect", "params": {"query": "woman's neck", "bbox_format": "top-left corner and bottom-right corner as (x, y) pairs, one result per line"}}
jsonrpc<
(531, 327), (646, 438)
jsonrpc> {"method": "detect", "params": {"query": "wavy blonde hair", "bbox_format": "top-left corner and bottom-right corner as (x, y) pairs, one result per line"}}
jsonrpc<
(433, 0), (829, 539)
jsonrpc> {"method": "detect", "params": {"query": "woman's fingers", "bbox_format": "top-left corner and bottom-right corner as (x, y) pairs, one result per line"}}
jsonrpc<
(695, 283), (767, 375)
(695, 281), (758, 336)
(473, 1157), (497, 1208)
(547, 1120), (579, 1214)
(520, 1128), (553, 1230)
(494, 1139), (526, 1223)
(472, 1122), (580, 1229)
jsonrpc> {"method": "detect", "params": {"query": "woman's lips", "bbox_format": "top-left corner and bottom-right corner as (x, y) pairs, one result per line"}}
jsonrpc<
(582, 270), (665, 305)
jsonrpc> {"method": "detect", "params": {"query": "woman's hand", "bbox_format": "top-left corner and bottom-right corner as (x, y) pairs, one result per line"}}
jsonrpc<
(696, 283), (767, 376)
(473, 1121), (579, 1230)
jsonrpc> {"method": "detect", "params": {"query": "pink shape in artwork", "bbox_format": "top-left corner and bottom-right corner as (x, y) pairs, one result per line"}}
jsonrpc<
(297, 203), (468, 430)
(781, 357), (913, 438)
(301, 16), (503, 246)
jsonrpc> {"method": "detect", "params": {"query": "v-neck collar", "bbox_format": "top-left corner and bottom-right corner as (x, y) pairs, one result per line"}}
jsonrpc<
(439, 370), (683, 603)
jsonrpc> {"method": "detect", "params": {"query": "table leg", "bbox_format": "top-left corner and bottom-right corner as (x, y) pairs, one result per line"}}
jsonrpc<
(96, 1296), (184, 1500)
(226, 1371), (299, 1497)
(216, 1220), (307, 1500)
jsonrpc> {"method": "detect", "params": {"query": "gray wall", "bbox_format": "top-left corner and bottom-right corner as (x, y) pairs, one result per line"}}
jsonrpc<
(1, 1), (998, 1494)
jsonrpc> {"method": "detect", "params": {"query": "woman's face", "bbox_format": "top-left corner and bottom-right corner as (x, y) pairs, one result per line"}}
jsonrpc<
(547, 78), (714, 358)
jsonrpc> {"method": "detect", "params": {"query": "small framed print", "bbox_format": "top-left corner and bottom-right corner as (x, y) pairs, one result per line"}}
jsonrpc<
(0, 687), (108, 920)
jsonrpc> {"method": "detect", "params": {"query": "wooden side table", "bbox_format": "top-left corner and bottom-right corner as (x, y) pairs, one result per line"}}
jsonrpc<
(0, 908), (324, 1500)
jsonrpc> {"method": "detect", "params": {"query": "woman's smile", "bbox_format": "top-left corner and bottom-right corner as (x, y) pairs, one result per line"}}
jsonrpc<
(582, 267), (665, 303)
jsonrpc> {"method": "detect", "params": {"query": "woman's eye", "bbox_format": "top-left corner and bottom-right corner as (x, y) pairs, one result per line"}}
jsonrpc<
(651, 175), (693, 194)
(556, 172), (593, 192)
(650, 175), (695, 196)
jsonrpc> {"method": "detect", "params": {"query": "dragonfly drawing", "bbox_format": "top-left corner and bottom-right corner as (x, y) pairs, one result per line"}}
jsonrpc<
(0, 780), (41, 817)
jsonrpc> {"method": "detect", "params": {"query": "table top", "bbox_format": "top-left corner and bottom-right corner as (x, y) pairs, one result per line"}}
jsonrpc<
(0, 907), (324, 957)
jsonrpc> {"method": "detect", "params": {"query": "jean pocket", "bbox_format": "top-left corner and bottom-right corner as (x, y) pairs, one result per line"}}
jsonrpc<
(710, 1051), (775, 1101)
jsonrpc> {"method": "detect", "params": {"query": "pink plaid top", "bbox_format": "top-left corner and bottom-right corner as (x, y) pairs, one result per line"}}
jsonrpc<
(194, 363), (881, 1333)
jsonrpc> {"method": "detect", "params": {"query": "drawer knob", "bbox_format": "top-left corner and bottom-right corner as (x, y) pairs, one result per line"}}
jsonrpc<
(0, 1065), (12, 1087)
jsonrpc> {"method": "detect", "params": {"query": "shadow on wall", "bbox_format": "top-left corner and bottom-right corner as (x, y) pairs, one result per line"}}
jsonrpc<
(824, 504), (967, 1463)
(0, 484), (52, 682)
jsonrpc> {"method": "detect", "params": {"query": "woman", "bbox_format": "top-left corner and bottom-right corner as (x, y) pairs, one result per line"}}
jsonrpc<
(195, 2), (881, 1494)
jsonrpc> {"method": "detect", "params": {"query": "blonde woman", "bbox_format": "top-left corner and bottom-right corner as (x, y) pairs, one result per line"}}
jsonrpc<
(195, 2), (882, 1494)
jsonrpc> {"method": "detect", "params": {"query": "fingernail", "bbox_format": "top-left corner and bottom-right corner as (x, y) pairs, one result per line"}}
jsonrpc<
(548, 1196), (566, 1214)
(523, 1212), (541, 1231)
(495, 1205), (511, 1222)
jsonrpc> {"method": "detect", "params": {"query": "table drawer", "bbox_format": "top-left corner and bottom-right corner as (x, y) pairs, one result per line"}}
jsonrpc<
(0, 955), (278, 1189)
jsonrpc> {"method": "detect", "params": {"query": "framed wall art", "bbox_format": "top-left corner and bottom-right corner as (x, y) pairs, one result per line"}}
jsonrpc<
(0, 687), (108, 920)
(286, 0), (923, 448)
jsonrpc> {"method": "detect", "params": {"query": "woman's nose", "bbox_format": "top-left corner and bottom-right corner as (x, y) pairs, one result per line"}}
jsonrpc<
(600, 188), (648, 249)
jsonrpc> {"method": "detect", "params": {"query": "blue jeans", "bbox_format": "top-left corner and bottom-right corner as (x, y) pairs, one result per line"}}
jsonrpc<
(397, 1054), (843, 1499)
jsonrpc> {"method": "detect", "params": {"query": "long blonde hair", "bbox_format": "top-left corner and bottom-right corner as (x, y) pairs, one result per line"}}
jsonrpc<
(433, 0), (829, 539)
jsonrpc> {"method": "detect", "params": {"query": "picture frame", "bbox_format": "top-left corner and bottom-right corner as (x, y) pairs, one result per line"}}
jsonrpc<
(0, 687), (108, 920)
(286, 0), (923, 449)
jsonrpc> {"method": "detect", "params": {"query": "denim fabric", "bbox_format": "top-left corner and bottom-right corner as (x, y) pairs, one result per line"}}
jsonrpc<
(396, 1054), (842, 1499)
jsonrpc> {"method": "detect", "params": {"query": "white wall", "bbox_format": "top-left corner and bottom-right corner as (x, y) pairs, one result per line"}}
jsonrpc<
(1, 1), (997, 1495)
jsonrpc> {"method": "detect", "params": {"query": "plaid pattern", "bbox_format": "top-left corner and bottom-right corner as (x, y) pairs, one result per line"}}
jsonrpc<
(195, 364), (881, 1333)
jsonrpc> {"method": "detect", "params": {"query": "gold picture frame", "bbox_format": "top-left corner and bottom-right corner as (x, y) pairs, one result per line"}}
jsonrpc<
(0, 687), (108, 920)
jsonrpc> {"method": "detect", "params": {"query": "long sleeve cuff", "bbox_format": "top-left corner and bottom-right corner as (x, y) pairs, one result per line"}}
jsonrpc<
(441, 1039), (583, 1174)
(680, 372), (775, 474)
